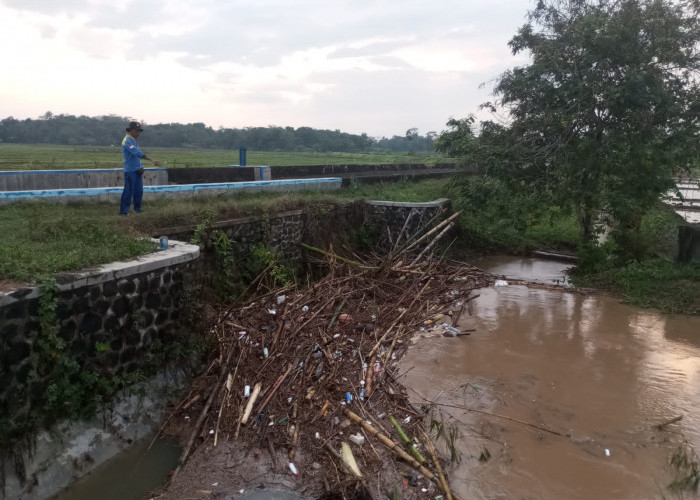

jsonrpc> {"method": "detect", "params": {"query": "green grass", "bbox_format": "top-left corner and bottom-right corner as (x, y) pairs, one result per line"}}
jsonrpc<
(571, 259), (700, 314)
(0, 203), (156, 283)
(0, 143), (451, 170)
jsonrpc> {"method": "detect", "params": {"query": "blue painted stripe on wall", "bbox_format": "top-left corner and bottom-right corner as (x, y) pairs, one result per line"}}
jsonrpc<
(0, 168), (167, 176)
(0, 178), (342, 199)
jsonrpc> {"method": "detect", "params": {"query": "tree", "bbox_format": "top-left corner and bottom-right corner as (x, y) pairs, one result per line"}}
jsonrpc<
(444, 0), (700, 255)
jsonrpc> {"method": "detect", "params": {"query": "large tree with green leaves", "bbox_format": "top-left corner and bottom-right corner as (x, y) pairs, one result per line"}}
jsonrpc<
(442, 0), (700, 256)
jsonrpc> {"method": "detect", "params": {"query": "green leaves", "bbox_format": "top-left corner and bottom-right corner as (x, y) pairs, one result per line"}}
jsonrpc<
(441, 0), (700, 257)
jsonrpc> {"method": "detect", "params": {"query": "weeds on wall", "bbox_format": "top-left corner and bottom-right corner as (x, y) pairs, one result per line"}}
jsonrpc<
(243, 242), (295, 289)
(190, 211), (240, 300)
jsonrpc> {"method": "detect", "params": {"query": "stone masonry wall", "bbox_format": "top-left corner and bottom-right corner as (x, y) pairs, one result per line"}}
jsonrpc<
(365, 199), (451, 251)
(0, 241), (200, 433)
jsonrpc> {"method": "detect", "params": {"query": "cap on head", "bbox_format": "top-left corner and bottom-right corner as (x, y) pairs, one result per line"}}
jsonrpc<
(126, 121), (144, 132)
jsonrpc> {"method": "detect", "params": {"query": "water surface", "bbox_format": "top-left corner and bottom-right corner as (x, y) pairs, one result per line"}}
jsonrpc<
(402, 257), (700, 500)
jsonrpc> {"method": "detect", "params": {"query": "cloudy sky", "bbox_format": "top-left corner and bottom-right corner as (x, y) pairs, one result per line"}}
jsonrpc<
(0, 0), (533, 138)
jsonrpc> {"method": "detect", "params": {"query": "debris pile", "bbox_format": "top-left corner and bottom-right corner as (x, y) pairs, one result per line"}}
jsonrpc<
(165, 216), (493, 499)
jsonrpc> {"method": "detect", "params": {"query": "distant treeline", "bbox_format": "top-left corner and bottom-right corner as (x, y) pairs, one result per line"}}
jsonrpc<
(0, 113), (438, 153)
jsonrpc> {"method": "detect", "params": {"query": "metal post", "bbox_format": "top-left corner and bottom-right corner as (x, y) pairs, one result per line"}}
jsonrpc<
(239, 147), (247, 166)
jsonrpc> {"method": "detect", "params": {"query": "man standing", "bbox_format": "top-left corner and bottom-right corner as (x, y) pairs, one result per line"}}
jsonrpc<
(120, 121), (160, 215)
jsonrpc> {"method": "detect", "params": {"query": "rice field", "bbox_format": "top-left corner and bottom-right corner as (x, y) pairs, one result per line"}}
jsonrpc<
(0, 143), (450, 171)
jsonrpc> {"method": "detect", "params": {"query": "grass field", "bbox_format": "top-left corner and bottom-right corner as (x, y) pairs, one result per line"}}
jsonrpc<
(0, 143), (451, 170)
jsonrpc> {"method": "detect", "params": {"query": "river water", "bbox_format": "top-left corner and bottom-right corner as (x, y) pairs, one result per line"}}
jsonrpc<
(401, 256), (700, 500)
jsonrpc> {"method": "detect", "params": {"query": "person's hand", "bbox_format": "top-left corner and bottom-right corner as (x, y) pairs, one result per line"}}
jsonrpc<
(152, 159), (160, 166)
(136, 168), (144, 176)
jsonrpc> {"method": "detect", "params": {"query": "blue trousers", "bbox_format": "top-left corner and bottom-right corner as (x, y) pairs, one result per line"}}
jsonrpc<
(120, 171), (143, 214)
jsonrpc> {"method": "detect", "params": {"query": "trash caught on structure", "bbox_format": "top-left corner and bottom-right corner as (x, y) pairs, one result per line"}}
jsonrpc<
(165, 209), (494, 499)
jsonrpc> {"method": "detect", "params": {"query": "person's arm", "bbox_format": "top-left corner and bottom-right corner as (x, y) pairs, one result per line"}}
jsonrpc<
(143, 155), (160, 166)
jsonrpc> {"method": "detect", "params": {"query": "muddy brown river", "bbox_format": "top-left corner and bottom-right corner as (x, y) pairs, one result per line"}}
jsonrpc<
(401, 256), (700, 500)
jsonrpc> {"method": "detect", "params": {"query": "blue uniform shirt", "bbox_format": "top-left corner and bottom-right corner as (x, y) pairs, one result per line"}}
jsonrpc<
(122, 134), (145, 172)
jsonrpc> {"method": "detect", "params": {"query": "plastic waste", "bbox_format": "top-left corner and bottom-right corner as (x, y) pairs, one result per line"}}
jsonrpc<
(345, 392), (353, 403)
(495, 279), (509, 287)
(263, 347), (269, 358)
(359, 389), (366, 400)
(244, 385), (251, 397)
(349, 432), (365, 445)
(605, 448), (611, 457)
(302, 305), (309, 313)
(289, 463), (298, 476)
(276, 295), (286, 305)
(442, 325), (462, 336)
(267, 309), (277, 315)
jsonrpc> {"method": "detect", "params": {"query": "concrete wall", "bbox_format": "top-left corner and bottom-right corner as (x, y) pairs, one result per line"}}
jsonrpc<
(0, 168), (167, 191)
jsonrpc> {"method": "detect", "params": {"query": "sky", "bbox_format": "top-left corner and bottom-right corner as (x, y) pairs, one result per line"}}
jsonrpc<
(0, 0), (534, 138)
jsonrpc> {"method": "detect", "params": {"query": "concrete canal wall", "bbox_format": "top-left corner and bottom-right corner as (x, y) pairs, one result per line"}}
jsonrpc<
(0, 168), (168, 191)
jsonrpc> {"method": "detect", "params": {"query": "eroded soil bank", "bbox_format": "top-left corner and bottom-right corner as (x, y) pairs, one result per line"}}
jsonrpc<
(401, 256), (700, 500)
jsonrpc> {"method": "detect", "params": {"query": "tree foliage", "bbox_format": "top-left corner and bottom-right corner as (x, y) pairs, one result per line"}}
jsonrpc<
(0, 114), (437, 154)
(440, 0), (700, 258)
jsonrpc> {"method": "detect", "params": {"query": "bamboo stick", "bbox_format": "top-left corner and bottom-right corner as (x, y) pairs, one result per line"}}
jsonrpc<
(240, 382), (262, 425)
(343, 409), (435, 481)
(383, 324), (405, 366)
(401, 211), (461, 254)
(392, 208), (417, 252)
(410, 222), (455, 266)
(173, 343), (235, 478)
(368, 279), (431, 359)
(365, 355), (376, 397)
(256, 364), (293, 415)
(655, 415), (683, 429)
(422, 429), (454, 500)
(389, 415), (426, 464)
(301, 243), (378, 268)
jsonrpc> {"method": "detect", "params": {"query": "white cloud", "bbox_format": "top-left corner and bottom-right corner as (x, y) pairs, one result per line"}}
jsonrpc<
(0, 0), (536, 137)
